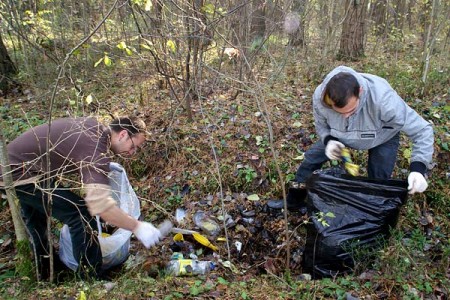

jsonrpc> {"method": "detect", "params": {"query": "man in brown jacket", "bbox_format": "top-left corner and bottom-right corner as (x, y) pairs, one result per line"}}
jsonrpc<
(0, 116), (163, 280)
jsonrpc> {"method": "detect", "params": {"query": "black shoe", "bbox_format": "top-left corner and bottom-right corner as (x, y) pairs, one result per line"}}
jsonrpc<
(267, 187), (307, 211)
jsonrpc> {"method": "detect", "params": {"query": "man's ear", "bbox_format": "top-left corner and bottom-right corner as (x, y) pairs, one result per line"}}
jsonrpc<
(119, 130), (128, 141)
(359, 86), (363, 96)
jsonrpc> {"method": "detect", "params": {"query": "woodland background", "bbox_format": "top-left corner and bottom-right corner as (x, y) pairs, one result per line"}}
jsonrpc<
(0, 0), (449, 299)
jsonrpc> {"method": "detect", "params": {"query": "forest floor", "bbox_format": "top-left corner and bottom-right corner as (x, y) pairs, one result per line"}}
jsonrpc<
(0, 53), (449, 299)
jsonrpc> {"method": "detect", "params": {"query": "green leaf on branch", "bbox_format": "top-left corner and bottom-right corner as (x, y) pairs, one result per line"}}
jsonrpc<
(85, 94), (93, 105)
(141, 43), (153, 51)
(94, 57), (103, 67)
(202, 3), (215, 14)
(104, 55), (112, 66)
(167, 40), (176, 53)
(117, 41), (127, 50)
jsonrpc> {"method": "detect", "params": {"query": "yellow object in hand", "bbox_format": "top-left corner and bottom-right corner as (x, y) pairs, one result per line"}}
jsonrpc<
(341, 148), (360, 176)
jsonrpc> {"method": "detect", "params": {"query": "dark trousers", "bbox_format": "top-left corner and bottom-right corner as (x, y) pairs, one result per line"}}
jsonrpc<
(12, 182), (102, 278)
(295, 133), (400, 183)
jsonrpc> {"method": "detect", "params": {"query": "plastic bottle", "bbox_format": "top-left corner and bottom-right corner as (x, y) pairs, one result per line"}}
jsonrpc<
(167, 259), (215, 276)
(193, 211), (220, 236)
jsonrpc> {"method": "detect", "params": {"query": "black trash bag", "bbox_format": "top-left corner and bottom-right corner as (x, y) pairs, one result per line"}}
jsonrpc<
(302, 168), (408, 279)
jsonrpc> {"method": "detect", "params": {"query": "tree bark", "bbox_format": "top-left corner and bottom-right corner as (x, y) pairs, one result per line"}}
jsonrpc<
(393, 0), (407, 33)
(371, 0), (387, 37)
(0, 31), (18, 95)
(0, 122), (27, 242)
(0, 119), (33, 280)
(317, 0), (339, 57)
(250, 0), (266, 41)
(337, 0), (368, 61)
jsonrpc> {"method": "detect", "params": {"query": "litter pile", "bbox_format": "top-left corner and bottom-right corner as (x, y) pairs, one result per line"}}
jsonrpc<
(159, 202), (310, 277)
(93, 163), (409, 279)
(152, 167), (409, 279)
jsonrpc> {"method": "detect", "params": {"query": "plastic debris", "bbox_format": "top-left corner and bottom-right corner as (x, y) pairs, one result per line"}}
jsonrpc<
(167, 258), (215, 276)
(234, 241), (242, 252)
(172, 232), (218, 251)
(175, 208), (187, 223)
(193, 211), (221, 236)
(192, 232), (219, 251)
(341, 148), (359, 176)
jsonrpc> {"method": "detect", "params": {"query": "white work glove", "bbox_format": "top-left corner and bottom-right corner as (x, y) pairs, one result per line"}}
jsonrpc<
(407, 172), (428, 194)
(325, 140), (345, 160)
(133, 221), (162, 248)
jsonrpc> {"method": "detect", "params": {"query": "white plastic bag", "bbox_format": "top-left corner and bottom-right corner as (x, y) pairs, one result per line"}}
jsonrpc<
(59, 162), (141, 270)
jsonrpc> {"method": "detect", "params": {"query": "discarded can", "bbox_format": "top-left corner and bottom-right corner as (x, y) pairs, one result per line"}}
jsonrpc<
(167, 259), (215, 276)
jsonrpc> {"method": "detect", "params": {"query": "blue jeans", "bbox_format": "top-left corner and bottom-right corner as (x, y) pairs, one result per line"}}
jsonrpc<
(295, 133), (400, 182)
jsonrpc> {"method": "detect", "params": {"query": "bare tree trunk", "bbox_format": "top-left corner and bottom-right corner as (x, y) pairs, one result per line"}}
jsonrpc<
(0, 30), (18, 95)
(406, 0), (417, 29)
(371, 0), (387, 37)
(250, 0), (266, 42)
(0, 120), (33, 279)
(318, 0), (340, 58)
(393, 0), (407, 32)
(154, 0), (164, 29)
(337, 0), (368, 61)
(421, 0), (441, 95)
(183, 0), (209, 122)
(0, 127), (27, 241)
(419, 0), (432, 46)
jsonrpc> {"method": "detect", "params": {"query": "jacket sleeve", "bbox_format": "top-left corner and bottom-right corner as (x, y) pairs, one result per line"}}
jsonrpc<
(381, 90), (434, 173)
(312, 86), (332, 143)
(83, 183), (118, 216)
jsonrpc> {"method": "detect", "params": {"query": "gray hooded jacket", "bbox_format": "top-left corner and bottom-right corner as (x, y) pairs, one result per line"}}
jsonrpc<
(313, 66), (434, 173)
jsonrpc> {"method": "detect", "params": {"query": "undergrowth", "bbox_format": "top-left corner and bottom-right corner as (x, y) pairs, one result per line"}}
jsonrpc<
(0, 41), (449, 300)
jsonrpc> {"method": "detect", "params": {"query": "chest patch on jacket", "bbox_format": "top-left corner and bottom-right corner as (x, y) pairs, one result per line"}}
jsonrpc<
(361, 133), (376, 139)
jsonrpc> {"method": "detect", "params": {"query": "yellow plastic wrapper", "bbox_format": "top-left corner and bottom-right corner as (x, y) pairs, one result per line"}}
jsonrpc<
(341, 148), (360, 176)
(192, 233), (219, 251)
(173, 232), (218, 251)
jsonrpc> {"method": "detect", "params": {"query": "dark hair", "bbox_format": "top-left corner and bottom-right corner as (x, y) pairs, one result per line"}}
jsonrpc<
(323, 72), (360, 108)
(109, 116), (146, 136)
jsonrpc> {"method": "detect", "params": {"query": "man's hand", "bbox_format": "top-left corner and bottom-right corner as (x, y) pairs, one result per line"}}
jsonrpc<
(407, 172), (428, 194)
(325, 140), (345, 160)
(133, 221), (162, 248)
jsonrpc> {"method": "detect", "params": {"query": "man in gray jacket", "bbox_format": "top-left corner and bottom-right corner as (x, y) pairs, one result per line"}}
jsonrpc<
(269, 66), (433, 209)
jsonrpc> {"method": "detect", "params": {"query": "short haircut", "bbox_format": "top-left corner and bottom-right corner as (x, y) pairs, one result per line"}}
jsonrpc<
(109, 116), (146, 136)
(323, 72), (360, 108)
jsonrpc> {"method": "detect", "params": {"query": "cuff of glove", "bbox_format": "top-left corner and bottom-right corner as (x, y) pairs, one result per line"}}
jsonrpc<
(323, 135), (339, 146)
(410, 161), (427, 175)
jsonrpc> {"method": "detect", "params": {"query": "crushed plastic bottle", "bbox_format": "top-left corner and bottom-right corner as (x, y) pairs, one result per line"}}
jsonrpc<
(167, 259), (215, 276)
(193, 211), (221, 236)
